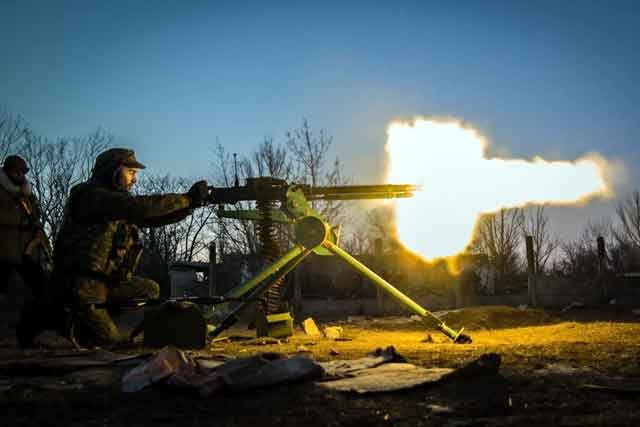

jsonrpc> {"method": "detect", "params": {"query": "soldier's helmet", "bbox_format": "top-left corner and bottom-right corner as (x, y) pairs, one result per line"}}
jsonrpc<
(91, 148), (146, 185)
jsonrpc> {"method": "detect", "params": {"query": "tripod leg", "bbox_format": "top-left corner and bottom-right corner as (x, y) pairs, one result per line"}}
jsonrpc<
(209, 248), (312, 339)
(322, 240), (471, 343)
(224, 245), (307, 299)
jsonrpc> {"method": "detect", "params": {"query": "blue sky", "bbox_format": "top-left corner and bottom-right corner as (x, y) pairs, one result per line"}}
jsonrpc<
(2, 0), (639, 235)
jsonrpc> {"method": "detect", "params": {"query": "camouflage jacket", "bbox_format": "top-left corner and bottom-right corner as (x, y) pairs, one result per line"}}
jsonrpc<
(0, 168), (43, 265)
(54, 182), (193, 282)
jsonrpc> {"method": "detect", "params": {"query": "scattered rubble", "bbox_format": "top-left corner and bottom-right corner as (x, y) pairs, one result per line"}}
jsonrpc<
(0, 350), (146, 376)
(0, 305), (638, 425)
(302, 319), (345, 340)
(346, 315), (367, 323)
(122, 346), (198, 392)
(562, 301), (586, 312)
(320, 346), (404, 377)
(422, 334), (434, 343)
(197, 354), (323, 397)
(318, 363), (454, 393)
(427, 404), (454, 414)
(302, 318), (322, 337)
(323, 326), (343, 339)
(121, 346), (323, 396)
(117, 345), (503, 396)
(580, 378), (640, 394)
(240, 337), (282, 346)
(318, 350), (500, 394)
(533, 363), (592, 376)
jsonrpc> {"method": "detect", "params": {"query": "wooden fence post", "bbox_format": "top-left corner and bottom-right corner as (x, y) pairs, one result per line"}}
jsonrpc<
(526, 235), (537, 307)
(208, 241), (217, 296)
(597, 236), (607, 301)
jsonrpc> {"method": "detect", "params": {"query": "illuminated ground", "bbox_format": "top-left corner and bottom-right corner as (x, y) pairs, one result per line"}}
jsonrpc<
(1, 305), (639, 426)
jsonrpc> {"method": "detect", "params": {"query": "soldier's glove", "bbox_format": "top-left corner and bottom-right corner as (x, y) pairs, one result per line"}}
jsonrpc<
(188, 180), (209, 207)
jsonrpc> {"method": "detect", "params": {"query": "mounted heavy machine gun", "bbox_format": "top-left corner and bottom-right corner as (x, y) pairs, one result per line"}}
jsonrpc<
(207, 177), (472, 343)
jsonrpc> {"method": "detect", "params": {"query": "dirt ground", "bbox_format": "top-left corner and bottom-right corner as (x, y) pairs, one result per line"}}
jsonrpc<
(1, 305), (639, 426)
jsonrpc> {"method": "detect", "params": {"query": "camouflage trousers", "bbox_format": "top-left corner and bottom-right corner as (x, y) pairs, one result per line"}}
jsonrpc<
(71, 275), (160, 347)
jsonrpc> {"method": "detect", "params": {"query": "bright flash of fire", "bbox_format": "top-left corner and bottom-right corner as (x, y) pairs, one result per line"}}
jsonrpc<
(386, 118), (610, 260)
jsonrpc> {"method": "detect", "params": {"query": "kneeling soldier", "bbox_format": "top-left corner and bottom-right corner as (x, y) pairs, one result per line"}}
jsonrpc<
(47, 148), (208, 348)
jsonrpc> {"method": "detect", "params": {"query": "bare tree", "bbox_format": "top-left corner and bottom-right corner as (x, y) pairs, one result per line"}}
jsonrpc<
(556, 218), (619, 277)
(615, 190), (640, 247)
(286, 118), (345, 223)
(339, 232), (370, 256)
(213, 121), (347, 253)
(211, 143), (259, 256)
(469, 208), (525, 285)
(136, 173), (216, 264)
(243, 137), (293, 180)
(20, 128), (112, 245)
(522, 205), (559, 274)
(345, 204), (396, 255)
(286, 118), (332, 187)
(0, 110), (29, 161)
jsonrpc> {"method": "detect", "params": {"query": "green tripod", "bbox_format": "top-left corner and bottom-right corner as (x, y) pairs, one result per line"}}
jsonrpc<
(209, 180), (471, 343)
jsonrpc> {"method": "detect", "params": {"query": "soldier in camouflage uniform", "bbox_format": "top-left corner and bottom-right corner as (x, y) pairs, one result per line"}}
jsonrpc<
(0, 155), (51, 301)
(48, 148), (209, 348)
(1, 155), (54, 347)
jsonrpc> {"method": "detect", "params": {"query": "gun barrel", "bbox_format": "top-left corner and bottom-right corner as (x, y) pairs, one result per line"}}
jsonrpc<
(208, 181), (421, 204)
(303, 184), (420, 200)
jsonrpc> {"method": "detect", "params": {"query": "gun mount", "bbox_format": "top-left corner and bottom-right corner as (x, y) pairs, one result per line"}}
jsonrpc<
(208, 177), (471, 344)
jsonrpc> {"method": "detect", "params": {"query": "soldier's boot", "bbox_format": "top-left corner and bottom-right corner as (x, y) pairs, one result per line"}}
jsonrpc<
(54, 306), (83, 350)
(73, 306), (127, 349)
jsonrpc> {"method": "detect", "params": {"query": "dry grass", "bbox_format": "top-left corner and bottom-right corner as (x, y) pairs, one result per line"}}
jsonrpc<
(206, 306), (640, 377)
